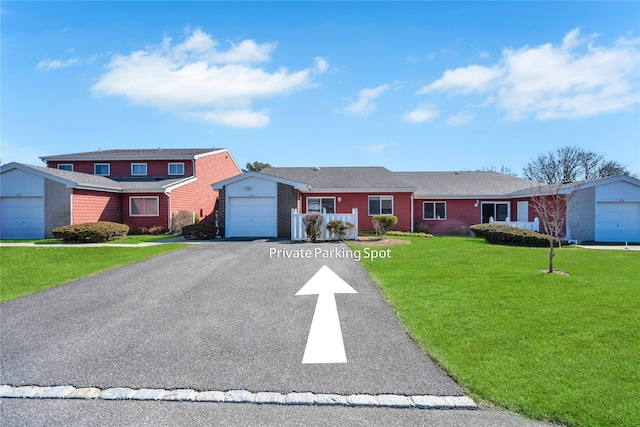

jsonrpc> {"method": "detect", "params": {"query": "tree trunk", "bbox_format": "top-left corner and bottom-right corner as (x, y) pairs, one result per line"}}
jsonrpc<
(548, 237), (555, 273)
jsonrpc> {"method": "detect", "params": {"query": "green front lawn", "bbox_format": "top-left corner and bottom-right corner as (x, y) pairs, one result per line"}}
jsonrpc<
(353, 237), (639, 427)
(0, 234), (177, 245)
(0, 244), (187, 302)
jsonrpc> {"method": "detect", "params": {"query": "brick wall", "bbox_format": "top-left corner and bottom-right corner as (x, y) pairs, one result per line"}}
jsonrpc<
(566, 187), (595, 242)
(277, 183), (298, 238)
(44, 179), (72, 238)
(217, 188), (225, 237)
(72, 189), (121, 224)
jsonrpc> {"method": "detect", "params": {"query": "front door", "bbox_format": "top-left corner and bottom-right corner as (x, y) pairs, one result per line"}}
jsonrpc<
(517, 201), (529, 222)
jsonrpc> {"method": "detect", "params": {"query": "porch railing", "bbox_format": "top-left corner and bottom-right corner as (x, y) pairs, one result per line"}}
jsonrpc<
(489, 216), (540, 232)
(291, 208), (359, 241)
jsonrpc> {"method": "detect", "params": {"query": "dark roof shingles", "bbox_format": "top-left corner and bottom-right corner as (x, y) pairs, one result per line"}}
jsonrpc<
(261, 167), (416, 190)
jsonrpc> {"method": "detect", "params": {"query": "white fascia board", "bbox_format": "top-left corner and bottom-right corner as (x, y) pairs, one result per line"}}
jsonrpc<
(162, 176), (197, 192)
(212, 171), (308, 190)
(304, 187), (416, 193)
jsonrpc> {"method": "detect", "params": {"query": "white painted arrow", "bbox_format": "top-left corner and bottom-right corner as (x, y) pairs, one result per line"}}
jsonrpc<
(296, 265), (357, 364)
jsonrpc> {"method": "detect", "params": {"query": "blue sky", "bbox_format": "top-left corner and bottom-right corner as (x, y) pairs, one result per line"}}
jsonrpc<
(2, 1), (639, 175)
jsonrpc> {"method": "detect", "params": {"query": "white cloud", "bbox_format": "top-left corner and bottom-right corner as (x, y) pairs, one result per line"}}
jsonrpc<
(182, 109), (270, 128)
(36, 58), (79, 70)
(417, 64), (502, 95)
(402, 104), (439, 123)
(342, 84), (389, 116)
(417, 28), (640, 120)
(92, 29), (323, 127)
(366, 143), (392, 153)
(445, 110), (475, 126)
(314, 57), (329, 73)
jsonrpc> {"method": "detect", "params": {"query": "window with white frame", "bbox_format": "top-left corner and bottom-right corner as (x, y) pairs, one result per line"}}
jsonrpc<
(130, 197), (159, 216)
(368, 196), (393, 216)
(423, 202), (446, 220)
(94, 163), (110, 176)
(307, 197), (335, 214)
(57, 164), (73, 171)
(131, 163), (147, 176)
(168, 163), (185, 175)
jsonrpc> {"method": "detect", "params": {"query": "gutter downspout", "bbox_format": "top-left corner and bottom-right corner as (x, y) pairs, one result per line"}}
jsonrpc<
(165, 190), (171, 230)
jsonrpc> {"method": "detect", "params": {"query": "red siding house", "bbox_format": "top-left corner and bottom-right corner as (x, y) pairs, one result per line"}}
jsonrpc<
(0, 149), (241, 239)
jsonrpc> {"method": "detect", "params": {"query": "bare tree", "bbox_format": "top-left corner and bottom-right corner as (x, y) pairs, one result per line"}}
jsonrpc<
(523, 146), (629, 184)
(480, 165), (518, 176)
(529, 186), (564, 273)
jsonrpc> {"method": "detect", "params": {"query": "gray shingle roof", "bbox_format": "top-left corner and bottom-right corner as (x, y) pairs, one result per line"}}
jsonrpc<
(261, 167), (416, 191)
(16, 163), (122, 191)
(395, 171), (541, 198)
(4, 163), (192, 193)
(41, 148), (222, 161)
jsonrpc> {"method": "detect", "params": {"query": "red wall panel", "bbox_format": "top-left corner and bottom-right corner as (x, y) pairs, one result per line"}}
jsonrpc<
(301, 192), (413, 232)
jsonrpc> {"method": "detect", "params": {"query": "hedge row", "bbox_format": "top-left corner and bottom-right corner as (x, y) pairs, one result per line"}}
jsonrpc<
(470, 223), (559, 247)
(52, 222), (129, 243)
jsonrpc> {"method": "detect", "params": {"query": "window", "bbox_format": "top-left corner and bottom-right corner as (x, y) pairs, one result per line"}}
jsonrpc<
(481, 202), (509, 223)
(130, 197), (159, 216)
(368, 196), (393, 216)
(57, 164), (73, 171)
(94, 164), (110, 176)
(168, 163), (185, 175)
(131, 163), (147, 176)
(423, 202), (446, 220)
(307, 197), (335, 214)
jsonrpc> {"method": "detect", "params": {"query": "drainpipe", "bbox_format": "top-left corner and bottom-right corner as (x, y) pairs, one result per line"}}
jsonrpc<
(165, 190), (171, 230)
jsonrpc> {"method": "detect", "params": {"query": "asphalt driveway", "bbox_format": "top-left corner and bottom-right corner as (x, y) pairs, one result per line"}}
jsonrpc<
(0, 240), (460, 396)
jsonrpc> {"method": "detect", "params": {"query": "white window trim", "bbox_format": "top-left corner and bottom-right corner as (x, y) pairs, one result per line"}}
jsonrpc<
(168, 162), (185, 175)
(423, 201), (447, 220)
(481, 201), (510, 223)
(57, 164), (74, 171)
(94, 163), (110, 176)
(129, 196), (160, 217)
(368, 195), (394, 216)
(131, 163), (147, 176)
(306, 197), (336, 214)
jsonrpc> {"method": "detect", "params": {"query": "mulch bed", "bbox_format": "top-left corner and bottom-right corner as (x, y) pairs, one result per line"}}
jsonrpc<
(349, 236), (411, 247)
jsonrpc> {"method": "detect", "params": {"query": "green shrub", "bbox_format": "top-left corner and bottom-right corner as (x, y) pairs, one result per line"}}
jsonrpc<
(372, 215), (398, 236)
(326, 220), (355, 240)
(470, 223), (559, 247)
(52, 222), (129, 243)
(302, 213), (323, 242)
(181, 222), (217, 240)
(387, 231), (434, 238)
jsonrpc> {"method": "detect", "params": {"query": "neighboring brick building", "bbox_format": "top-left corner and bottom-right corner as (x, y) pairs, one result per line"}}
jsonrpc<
(0, 149), (241, 238)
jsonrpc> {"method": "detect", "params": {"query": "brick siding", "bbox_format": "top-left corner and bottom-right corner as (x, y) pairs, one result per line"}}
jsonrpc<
(44, 179), (72, 238)
(277, 183), (298, 238)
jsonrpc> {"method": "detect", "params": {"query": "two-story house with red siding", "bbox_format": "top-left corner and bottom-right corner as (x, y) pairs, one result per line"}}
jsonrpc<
(0, 149), (241, 239)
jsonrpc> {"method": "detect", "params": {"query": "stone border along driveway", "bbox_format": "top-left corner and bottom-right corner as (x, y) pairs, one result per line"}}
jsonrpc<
(0, 385), (476, 410)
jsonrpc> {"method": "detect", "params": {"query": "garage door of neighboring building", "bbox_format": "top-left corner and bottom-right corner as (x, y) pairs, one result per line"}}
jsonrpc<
(227, 196), (277, 237)
(0, 197), (45, 239)
(595, 202), (640, 242)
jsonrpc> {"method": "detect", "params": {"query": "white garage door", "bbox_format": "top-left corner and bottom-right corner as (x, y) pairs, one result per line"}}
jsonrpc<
(596, 202), (640, 242)
(227, 197), (277, 237)
(0, 197), (45, 239)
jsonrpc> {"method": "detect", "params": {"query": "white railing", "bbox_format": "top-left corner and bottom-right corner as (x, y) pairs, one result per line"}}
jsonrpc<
(291, 208), (359, 241)
(489, 216), (540, 232)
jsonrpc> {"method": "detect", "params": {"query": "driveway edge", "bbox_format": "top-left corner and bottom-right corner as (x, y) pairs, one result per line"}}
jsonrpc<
(0, 384), (477, 410)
